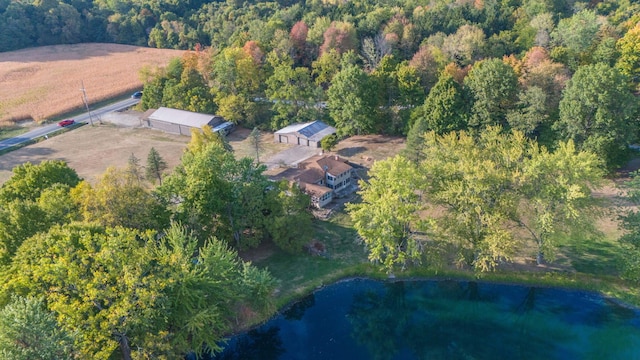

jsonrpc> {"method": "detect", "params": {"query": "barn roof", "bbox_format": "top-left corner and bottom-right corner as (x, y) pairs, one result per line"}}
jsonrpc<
(148, 107), (224, 128)
(275, 120), (336, 142)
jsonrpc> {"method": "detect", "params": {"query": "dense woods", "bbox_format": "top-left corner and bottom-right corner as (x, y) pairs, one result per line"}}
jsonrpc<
(2, 0), (640, 358)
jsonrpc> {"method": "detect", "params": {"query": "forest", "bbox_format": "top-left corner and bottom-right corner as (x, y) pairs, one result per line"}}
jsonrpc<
(2, 0), (640, 358)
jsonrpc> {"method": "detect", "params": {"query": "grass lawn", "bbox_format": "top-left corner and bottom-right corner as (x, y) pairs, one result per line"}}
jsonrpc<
(0, 126), (27, 141)
(250, 212), (371, 306)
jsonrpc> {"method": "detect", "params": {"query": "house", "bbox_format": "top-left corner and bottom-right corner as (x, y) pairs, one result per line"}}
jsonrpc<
(272, 154), (354, 208)
(274, 120), (336, 147)
(144, 107), (225, 136)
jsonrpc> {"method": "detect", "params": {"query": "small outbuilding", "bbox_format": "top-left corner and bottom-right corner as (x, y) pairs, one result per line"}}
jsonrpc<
(274, 120), (336, 148)
(145, 107), (225, 136)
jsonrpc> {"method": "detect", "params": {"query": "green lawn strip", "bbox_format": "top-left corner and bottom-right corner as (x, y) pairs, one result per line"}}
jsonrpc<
(0, 126), (27, 141)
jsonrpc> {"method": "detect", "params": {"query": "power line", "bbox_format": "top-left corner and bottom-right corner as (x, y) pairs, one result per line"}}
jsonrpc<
(80, 80), (94, 126)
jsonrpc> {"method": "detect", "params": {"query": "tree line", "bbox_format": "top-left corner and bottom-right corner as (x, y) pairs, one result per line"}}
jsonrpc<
(133, 1), (639, 170)
(0, 130), (314, 359)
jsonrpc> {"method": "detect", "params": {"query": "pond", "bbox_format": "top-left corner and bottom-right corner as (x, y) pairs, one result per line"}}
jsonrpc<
(212, 279), (640, 360)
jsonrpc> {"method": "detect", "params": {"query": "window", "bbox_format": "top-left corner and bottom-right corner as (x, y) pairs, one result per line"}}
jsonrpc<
(327, 174), (335, 181)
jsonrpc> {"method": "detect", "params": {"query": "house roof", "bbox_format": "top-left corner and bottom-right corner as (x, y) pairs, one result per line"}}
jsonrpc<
(301, 183), (332, 198)
(300, 155), (353, 176)
(148, 107), (224, 128)
(275, 120), (336, 142)
(294, 167), (325, 184)
(268, 155), (353, 199)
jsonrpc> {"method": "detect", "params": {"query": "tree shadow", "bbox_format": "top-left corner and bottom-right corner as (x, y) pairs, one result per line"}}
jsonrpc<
(0, 147), (57, 171)
(337, 146), (366, 157)
(561, 240), (624, 276)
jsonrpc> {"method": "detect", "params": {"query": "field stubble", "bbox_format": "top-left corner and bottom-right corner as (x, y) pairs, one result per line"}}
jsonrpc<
(0, 43), (184, 126)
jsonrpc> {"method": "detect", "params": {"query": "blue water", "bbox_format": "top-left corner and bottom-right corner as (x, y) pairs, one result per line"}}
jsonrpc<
(212, 279), (640, 360)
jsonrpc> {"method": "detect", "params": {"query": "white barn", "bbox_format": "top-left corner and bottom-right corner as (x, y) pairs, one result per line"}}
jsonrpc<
(145, 107), (225, 136)
(274, 120), (336, 148)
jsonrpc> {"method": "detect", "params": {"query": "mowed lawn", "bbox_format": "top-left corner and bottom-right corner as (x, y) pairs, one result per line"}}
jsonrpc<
(0, 122), (295, 184)
(0, 43), (185, 125)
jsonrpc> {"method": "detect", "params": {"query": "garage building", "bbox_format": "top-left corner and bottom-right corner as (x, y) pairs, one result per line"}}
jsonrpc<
(145, 107), (225, 136)
(274, 120), (336, 147)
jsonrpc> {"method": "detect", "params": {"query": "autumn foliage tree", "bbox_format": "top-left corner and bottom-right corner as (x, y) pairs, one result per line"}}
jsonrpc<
(319, 21), (357, 56)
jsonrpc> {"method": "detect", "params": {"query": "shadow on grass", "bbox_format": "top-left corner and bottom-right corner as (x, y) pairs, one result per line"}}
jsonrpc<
(561, 238), (624, 276)
(338, 146), (366, 157)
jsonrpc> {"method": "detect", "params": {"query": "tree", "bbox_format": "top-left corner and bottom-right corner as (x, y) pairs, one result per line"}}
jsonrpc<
(210, 47), (263, 125)
(616, 21), (640, 86)
(264, 181), (313, 253)
(408, 45), (443, 92)
(351, 127), (606, 272)
(441, 24), (486, 66)
(347, 155), (428, 272)
(361, 33), (391, 72)
(265, 54), (321, 130)
(319, 21), (357, 56)
(126, 152), (143, 183)
(517, 140), (604, 264)
(0, 296), (76, 359)
(506, 86), (548, 137)
(71, 167), (170, 231)
(311, 49), (341, 90)
(551, 9), (600, 68)
(556, 63), (639, 170)
(327, 64), (377, 136)
(418, 128), (524, 271)
(520, 47), (570, 119)
(2, 223), (276, 359)
(145, 147), (168, 185)
(160, 138), (269, 248)
(320, 134), (338, 152)
(249, 127), (262, 163)
(0, 161), (80, 264)
(0, 160), (80, 203)
(406, 72), (469, 163)
(464, 58), (519, 129)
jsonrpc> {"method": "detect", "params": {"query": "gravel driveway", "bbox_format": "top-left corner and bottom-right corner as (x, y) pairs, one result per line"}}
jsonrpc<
(263, 145), (321, 169)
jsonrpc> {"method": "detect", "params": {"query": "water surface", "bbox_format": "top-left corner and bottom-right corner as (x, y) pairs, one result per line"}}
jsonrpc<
(214, 279), (640, 360)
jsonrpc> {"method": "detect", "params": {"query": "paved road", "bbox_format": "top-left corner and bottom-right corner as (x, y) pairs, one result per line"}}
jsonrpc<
(0, 98), (140, 151)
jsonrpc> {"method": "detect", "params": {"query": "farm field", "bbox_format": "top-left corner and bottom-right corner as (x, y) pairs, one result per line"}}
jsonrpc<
(0, 43), (184, 126)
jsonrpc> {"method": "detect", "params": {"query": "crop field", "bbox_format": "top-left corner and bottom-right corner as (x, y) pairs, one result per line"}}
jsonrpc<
(0, 43), (184, 126)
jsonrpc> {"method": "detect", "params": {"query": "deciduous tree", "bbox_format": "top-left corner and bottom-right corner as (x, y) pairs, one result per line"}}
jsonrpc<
(556, 63), (639, 170)
(71, 167), (170, 231)
(464, 58), (519, 129)
(264, 181), (313, 254)
(3, 223), (276, 359)
(327, 64), (377, 136)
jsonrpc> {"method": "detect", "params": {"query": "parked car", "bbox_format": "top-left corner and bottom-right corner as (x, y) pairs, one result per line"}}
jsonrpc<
(58, 119), (75, 127)
(131, 91), (143, 99)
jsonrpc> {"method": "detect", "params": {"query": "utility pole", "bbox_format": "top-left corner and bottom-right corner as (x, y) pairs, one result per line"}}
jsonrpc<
(80, 81), (94, 126)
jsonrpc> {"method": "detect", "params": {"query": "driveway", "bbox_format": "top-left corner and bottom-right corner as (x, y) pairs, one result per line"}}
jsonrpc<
(263, 145), (321, 170)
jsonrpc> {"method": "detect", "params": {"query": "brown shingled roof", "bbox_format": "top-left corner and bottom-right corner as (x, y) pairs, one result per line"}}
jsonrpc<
(301, 182), (332, 197)
(299, 155), (352, 176)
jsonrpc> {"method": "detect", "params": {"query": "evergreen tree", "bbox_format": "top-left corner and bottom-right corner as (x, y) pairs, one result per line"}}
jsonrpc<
(145, 147), (168, 185)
